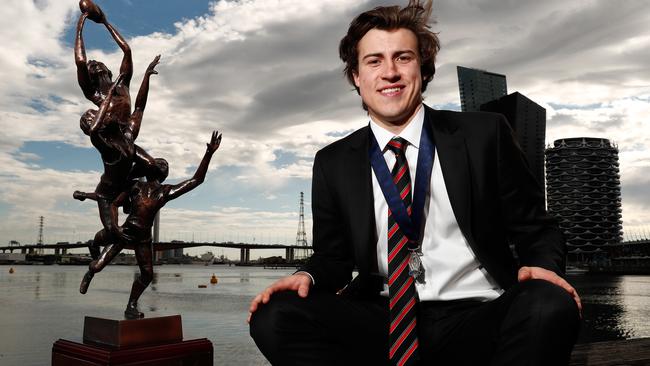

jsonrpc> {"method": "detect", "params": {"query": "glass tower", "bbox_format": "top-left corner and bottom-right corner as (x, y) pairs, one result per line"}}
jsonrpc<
(481, 92), (546, 189)
(457, 66), (507, 112)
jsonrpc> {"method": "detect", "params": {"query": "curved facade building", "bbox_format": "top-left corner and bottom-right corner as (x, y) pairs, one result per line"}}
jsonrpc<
(545, 138), (623, 262)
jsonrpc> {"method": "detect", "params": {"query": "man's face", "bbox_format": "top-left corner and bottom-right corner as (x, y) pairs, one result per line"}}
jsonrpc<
(88, 60), (112, 86)
(79, 109), (97, 135)
(353, 28), (422, 129)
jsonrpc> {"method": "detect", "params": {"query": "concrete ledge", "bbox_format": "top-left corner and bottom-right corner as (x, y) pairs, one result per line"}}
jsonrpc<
(570, 338), (650, 365)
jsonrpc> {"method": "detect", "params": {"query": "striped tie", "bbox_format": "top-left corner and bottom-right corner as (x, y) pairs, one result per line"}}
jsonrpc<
(386, 137), (419, 366)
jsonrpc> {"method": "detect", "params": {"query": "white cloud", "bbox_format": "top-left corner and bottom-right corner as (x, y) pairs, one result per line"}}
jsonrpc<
(1, 0), (650, 246)
(427, 0), (650, 235)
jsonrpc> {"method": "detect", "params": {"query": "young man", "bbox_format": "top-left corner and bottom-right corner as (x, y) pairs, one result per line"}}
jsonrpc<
(249, 1), (581, 365)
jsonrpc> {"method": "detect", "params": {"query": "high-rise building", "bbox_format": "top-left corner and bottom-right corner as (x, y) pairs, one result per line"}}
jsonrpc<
(545, 138), (623, 263)
(481, 92), (546, 188)
(457, 66), (507, 112)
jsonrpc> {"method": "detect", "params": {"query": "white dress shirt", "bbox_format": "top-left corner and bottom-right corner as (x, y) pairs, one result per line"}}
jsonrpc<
(370, 105), (503, 301)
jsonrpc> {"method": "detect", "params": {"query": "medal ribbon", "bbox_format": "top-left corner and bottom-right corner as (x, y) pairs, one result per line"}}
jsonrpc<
(369, 120), (435, 250)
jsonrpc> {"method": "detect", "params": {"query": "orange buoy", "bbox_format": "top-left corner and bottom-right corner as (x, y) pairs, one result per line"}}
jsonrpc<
(9, 267), (14, 274)
(210, 274), (218, 284)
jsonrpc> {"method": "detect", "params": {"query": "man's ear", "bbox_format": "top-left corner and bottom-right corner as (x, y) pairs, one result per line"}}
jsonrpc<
(353, 70), (360, 88)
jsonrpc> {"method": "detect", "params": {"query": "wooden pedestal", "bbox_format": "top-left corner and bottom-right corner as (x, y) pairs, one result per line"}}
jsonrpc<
(52, 315), (213, 366)
(82, 315), (183, 348)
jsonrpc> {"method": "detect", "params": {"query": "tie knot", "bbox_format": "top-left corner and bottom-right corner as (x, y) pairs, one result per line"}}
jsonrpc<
(387, 137), (408, 156)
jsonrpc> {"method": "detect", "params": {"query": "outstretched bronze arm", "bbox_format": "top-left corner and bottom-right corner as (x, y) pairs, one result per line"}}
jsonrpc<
(81, 0), (133, 86)
(127, 55), (160, 141)
(102, 21), (133, 86)
(166, 131), (222, 201)
(74, 12), (94, 102)
(88, 74), (124, 136)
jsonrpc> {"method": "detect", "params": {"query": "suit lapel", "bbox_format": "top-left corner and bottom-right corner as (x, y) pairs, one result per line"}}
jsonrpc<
(346, 126), (377, 272)
(426, 107), (474, 242)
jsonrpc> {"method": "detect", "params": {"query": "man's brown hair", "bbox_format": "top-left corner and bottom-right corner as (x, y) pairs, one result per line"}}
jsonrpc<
(339, 0), (440, 94)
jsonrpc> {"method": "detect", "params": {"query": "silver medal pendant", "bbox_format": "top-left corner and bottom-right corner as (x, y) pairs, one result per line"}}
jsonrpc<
(408, 249), (425, 284)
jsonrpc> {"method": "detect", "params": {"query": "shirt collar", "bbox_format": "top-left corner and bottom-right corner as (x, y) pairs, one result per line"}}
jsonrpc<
(369, 104), (425, 151)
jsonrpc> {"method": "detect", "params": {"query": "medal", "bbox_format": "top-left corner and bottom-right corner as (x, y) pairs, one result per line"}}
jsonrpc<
(408, 248), (425, 284)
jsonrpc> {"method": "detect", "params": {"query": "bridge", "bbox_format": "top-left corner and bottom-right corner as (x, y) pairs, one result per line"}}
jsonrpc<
(0, 241), (313, 264)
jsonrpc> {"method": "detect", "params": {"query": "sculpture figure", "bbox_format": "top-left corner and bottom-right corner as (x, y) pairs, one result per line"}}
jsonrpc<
(75, 0), (133, 133)
(74, 55), (159, 257)
(74, 0), (160, 258)
(80, 131), (222, 319)
(74, 0), (223, 319)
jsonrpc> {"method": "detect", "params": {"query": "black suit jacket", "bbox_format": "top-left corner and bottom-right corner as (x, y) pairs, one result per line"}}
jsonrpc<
(300, 105), (565, 297)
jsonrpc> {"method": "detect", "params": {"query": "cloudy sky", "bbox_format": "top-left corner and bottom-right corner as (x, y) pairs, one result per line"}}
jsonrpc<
(1, 0), (649, 258)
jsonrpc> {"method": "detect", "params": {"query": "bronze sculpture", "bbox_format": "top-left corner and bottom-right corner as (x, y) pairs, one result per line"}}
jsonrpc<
(79, 131), (221, 319)
(74, 0), (161, 258)
(73, 56), (160, 259)
(74, 0), (222, 319)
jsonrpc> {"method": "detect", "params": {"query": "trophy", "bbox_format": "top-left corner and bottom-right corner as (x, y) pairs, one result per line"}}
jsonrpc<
(52, 2), (218, 364)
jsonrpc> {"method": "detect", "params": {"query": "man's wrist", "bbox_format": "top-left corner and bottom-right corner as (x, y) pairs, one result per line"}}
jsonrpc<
(294, 271), (315, 286)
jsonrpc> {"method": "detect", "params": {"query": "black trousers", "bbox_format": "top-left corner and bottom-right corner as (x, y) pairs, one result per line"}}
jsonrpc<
(250, 279), (580, 366)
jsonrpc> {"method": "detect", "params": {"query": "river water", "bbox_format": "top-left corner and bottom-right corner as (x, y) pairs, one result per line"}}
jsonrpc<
(1, 265), (649, 365)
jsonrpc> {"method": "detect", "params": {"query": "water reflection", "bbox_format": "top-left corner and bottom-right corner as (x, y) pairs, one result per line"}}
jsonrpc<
(618, 276), (650, 339)
(53, 271), (67, 288)
(34, 272), (41, 300)
(3, 266), (649, 366)
(240, 271), (250, 283)
(568, 274), (650, 343)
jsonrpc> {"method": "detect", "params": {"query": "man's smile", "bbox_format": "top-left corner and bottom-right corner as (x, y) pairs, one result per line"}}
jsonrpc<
(379, 85), (405, 97)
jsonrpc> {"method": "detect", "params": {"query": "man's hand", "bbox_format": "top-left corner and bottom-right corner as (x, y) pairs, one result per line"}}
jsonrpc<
(247, 273), (312, 323)
(518, 266), (582, 315)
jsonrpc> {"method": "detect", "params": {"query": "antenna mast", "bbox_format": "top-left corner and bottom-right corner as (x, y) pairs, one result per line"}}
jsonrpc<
(37, 216), (44, 255)
(295, 192), (310, 259)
